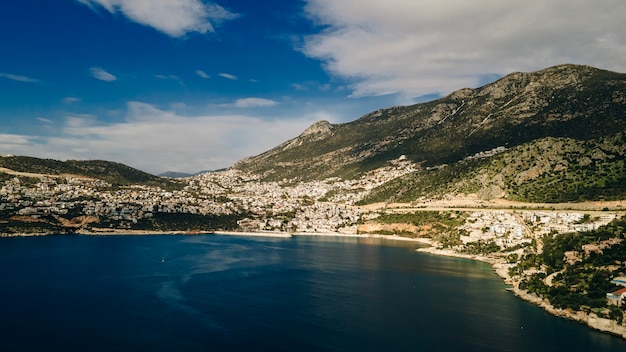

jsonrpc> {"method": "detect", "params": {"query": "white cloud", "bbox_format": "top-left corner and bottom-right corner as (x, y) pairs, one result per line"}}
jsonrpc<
(218, 73), (237, 80)
(292, 81), (334, 92)
(89, 67), (117, 82)
(0, 72), (40, 83)
(0, 134), (31, 146)
(37, 117), (54, 123)
(1, 102), (316, 174)
(79, 0), (239, 38)
(291, 83), (307, 91)
(229, 98), (280, 108)
(63, 97), (81, 104)
(303, 0), (626, 98)
(196, 70), (210, 78)
(155, 74), (185, 86)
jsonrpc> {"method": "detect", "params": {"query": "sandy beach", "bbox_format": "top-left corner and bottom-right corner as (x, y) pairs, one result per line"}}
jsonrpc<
(291, 231), (434, 244)
(213, 230), (292, 238)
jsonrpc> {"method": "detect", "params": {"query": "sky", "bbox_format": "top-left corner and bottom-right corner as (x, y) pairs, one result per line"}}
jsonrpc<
(1, 0), (625, 175)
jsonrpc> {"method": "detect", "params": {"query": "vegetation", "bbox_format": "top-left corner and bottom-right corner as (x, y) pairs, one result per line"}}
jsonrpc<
(0, 156), (183, 190)
(361, 133), (626, 204)
(515, 217), (626, 313)
(374, 210), (468, 227)
(462, 240), (501, 255)
(368, 211), (468, 247)
(358, 159), (488, 204)
(0, 172), (12, 184)
(93, 212), (248, 232)
(0, 218), (68, 235)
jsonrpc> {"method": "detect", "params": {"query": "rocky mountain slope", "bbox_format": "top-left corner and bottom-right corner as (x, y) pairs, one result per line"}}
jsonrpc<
(233, 64), (626, 189)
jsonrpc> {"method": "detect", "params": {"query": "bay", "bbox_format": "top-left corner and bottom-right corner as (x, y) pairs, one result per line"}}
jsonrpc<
(0, 234), (625, 351)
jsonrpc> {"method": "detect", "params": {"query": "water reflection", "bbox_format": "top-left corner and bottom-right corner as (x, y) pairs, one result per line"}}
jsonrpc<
(0, 234), (625, 351)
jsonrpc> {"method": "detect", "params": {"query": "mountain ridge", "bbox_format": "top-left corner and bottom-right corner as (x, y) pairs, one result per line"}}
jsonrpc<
(232, 64), (626, 184)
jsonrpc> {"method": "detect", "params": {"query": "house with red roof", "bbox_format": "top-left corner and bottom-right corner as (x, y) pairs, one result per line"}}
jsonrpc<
(607, 287), (626, 306)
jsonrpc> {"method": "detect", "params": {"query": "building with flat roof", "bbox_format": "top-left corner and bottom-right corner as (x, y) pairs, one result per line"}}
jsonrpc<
(611, 277), (626, 287)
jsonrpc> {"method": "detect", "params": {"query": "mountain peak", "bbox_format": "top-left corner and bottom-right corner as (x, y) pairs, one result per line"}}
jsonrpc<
(301, 120), (334, 137)
(233, 64), (626, 181)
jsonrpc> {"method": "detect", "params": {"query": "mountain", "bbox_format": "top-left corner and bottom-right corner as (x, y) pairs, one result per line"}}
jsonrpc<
(0, 156), (182, 189)
(232, 64), (626, 186)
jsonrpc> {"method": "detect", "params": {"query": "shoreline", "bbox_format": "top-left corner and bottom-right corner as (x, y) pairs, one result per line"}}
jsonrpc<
(213, 230), (292, 238)
(417, 246), (626, 340)
(1, 229), (433, 245)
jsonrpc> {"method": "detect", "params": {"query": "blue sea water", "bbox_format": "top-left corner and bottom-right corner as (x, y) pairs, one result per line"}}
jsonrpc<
(0, 234), (625, 352)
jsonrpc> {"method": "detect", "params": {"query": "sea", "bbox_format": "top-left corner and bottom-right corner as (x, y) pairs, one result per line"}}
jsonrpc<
(1, 234), (625, 352)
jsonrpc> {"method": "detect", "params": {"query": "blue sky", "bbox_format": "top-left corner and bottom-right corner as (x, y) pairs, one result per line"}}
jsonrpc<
(2, 0), (625, 174)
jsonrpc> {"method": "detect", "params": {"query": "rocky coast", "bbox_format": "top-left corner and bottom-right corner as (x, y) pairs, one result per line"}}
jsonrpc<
(417, 245), (626, 339)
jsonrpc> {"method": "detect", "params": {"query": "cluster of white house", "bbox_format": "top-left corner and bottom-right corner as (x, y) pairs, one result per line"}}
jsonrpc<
(1, 175), (238, 229)
(1, 157), (417, 232)
(0, 160), (622, 246)
(457, 210), (618, 250)
(460, 211), (528, 248)
(523, 212), (616, 235)
(189, 169), (367, 232)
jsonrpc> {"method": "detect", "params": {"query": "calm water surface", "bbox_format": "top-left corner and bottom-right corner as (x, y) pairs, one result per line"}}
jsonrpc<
(0, 234), (625, 351)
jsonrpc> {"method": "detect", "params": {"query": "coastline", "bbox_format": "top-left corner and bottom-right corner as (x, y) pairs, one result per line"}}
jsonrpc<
(213, 230), (292, 238)
(417, 245), (626, 339)
(1, 229), (433, 244)
(291, 231), (434, 244)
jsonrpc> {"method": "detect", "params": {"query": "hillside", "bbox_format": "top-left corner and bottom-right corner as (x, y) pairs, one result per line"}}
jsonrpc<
(0, 156), (181, 190)
(233, 64), (626, 186)
(361, 133), (626, 204)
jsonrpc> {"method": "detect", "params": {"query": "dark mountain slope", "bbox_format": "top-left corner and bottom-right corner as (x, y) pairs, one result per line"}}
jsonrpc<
(0, 156), (181, 189)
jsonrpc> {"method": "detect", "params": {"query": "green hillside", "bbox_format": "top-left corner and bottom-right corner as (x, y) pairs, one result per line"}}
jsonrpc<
(360, 133), (626, 204)
(0, 156), (182, 190)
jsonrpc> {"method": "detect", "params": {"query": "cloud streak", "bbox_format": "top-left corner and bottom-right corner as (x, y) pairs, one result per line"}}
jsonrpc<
(196, 70), (210, 78)
(228, 98), (280, 108)
(218, 73), (237, 80)
(36, 117), (54, 123)
(79, 0), (239, 37)
(63, 97), (81, 104)
(303, 0), (626, 98)
(0, 72), (40, 83)
(89, 67), (117, 82)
